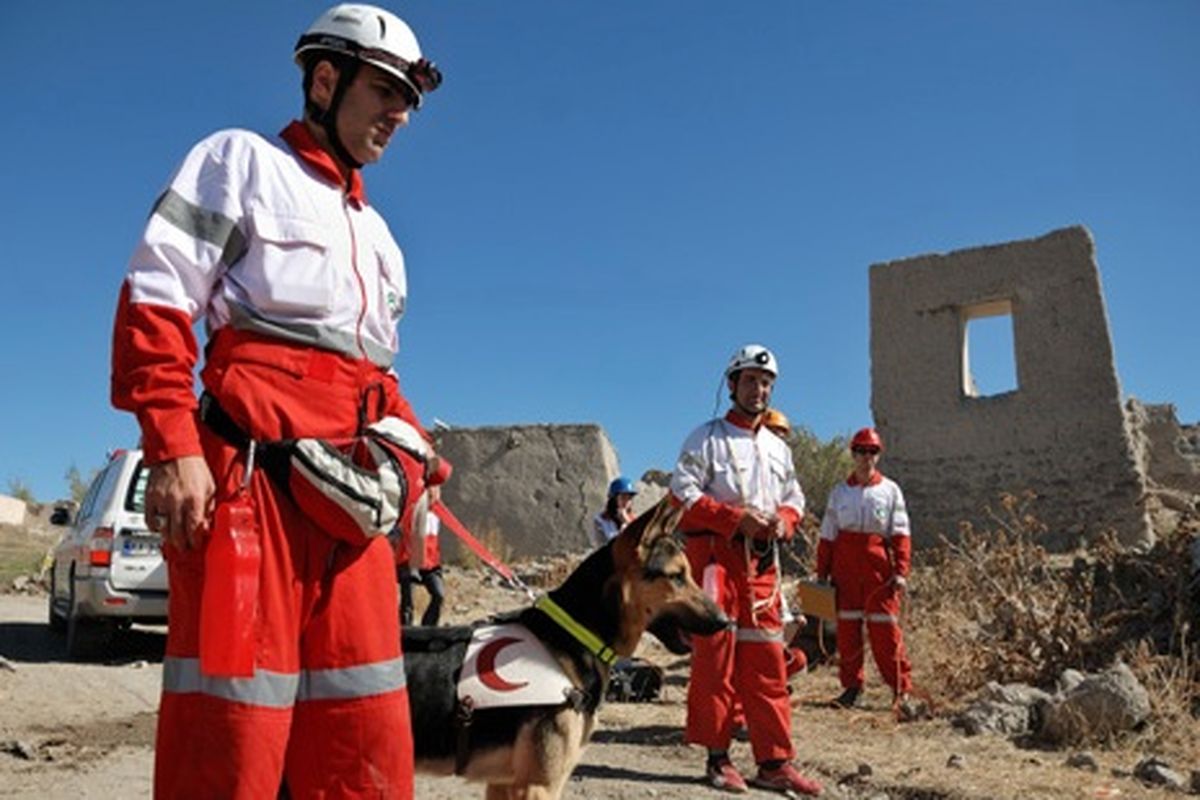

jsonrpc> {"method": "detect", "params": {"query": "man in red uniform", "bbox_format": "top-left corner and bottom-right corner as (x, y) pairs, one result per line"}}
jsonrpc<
(110, 5), (444, 797)
(670, 345), (822, 796)
(397, 487), (446, 627)
(816, 428), (913, 709)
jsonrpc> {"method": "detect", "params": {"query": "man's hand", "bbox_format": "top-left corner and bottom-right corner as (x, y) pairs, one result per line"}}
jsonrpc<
(764, 515), (789, 541)
(145, 455), (215, 550)
(735, 508), (773, 540)
(890, 574), (908, 591)
(736, 509), (789, 542)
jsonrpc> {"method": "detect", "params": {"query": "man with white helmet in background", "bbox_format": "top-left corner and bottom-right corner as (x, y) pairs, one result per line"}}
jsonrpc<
(110, 5), (443, 796)
(669, 345), (823, 796)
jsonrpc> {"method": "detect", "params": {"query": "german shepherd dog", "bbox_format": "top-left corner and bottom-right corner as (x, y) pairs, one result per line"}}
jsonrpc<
(402, 499), (730, 799)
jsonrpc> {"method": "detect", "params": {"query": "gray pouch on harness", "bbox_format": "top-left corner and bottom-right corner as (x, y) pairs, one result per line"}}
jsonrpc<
(281, 417), (430, 547)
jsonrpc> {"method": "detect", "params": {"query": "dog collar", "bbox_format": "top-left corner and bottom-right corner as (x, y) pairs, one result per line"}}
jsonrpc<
(533, 595), (618, 667)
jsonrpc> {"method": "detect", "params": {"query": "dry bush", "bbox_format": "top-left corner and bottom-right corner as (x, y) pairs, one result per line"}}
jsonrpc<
(778, 514), (821, 577)
(786, 426), (853, 521)
(1125, 636), (1199, 758)
(909, 491), (1097, 696)
(452, 525), (514, 571)
(907, 493), (1200, 717)
(516, 554), (583, 590)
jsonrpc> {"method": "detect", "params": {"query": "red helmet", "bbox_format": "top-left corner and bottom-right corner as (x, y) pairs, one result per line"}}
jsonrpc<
(850, 427), (883, 451)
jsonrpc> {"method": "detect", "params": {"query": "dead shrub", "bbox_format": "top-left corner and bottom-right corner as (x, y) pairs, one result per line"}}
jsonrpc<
(906, 493), (1199, 730)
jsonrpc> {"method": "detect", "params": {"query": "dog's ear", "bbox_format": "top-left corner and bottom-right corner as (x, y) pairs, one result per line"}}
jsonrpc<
(612, 497), (681, 568)
(636, 498), (682, 559)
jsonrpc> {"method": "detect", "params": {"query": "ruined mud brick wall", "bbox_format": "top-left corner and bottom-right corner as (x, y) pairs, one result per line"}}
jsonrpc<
(0, 495), (26, 526)
(432, 424), (620, 559)
(1126, 400), (1200, 496)
(870, 226), (1153, 549)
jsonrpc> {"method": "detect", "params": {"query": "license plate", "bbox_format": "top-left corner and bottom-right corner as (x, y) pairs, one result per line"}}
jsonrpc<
(122, 536), (161, 556)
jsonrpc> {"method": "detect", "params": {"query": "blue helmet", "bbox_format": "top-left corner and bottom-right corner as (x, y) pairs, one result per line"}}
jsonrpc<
(608, 477), (638, 498)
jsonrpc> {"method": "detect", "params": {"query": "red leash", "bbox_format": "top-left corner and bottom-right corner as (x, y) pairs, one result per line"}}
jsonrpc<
(431, 501), (535, 599)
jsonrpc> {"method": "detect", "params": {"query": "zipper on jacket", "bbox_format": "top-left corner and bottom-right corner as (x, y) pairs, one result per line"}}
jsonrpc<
(344, 197), (369, 360)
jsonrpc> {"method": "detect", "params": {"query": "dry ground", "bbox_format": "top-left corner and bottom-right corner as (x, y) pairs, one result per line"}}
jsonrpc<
(0, 561), (1189, 799)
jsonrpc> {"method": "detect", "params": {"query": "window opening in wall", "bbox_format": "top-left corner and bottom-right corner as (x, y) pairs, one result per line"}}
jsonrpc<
(961, 300), (1018, 398)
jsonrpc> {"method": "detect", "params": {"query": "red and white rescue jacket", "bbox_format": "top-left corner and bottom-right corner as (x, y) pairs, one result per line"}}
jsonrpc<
(397, 508), (441, 571)
(816, 472), (912, 578)
(112, 122), (421, 463)
(670, 412), (805, 536)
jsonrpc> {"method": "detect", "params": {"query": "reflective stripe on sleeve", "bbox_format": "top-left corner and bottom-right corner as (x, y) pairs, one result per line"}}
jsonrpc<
(838, 610), (864, 621)
(298, 655), (407, 701)
(153, 189), (248, 268)
(866, 613), (900, 624)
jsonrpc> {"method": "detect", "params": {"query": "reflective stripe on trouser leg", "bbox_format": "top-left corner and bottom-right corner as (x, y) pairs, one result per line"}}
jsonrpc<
(155, 464), (293, 800)
(732, 626), (792, 764)
(156, 463), (411, 799)
(832, 540), (883, 692)
(866, 589), (912, 694)
(732, 543), (792, 765)
(286, 534), (411, 797)
(156, 350), (415, 799)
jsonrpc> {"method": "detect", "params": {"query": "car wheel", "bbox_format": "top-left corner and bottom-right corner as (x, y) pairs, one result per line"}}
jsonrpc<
(47, 564), (67, 634)
(65, 570), (113, 661)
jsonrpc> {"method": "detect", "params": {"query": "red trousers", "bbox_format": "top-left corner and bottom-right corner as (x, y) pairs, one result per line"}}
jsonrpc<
(684, 533), (792, 764)
(830, 534), (911, 694)
(155, 332), (414, 799)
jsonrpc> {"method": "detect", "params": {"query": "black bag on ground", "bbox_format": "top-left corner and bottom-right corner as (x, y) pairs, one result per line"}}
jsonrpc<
(606, 658), (664, 703)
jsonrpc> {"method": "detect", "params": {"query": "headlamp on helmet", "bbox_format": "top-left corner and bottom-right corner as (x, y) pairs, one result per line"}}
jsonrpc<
(295, 4), (442, 109)
(725, 344), (779, 379)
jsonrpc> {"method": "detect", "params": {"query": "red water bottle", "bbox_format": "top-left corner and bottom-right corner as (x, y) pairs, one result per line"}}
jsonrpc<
(200, 492), (260, 677)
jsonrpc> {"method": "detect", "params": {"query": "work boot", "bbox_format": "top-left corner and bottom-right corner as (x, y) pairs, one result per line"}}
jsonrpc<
(752, 761), (823, 796)
(829, 686), (860, 709)
(705, 754), (748, 794)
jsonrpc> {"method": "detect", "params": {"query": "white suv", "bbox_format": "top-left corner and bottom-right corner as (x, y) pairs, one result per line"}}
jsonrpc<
(48, 448), (168, 659)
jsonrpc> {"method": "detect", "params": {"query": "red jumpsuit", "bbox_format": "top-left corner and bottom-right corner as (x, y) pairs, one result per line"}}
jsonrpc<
(816, 471), (912, 695)
(670, 412), (804, 764)
(113, 122), (428, 798)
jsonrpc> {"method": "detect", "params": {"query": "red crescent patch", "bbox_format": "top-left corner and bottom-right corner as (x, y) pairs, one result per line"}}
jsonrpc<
(477, 636), (530, 692)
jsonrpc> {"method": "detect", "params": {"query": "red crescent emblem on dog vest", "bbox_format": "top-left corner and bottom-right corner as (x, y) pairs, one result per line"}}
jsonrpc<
(476, 636), (529, 692)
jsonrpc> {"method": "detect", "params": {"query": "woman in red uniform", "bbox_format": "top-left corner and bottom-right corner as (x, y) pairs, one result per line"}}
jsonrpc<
(816, 428), (912, 709)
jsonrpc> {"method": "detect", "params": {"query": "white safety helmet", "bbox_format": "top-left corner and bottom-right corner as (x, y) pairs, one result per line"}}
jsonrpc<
(294, 4), (441, 109)
(725, 344), (778, 378)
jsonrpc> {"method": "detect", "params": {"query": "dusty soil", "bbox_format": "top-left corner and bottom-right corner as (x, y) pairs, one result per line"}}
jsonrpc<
(0, 566), (1183, 799)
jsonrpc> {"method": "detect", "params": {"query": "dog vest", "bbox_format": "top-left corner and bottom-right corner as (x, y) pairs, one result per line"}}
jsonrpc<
(457, 623), (576, 710)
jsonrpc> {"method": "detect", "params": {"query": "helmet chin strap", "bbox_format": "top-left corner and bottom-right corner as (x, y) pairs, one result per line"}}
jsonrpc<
(307, 59), (364, 174)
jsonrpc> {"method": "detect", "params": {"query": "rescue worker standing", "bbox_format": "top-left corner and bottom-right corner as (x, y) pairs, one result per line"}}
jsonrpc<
(110, 5), (443, 797)
(816, 428), (913, 709)
(398, 486), (446, 626)
(670, 345), (823, 796)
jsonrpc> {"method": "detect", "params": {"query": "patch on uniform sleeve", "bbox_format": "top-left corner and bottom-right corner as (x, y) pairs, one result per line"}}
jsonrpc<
(386, 289), (405, 320)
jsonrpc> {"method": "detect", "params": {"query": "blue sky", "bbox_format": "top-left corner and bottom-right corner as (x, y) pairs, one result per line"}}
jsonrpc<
(1, 1), (1196, 503)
